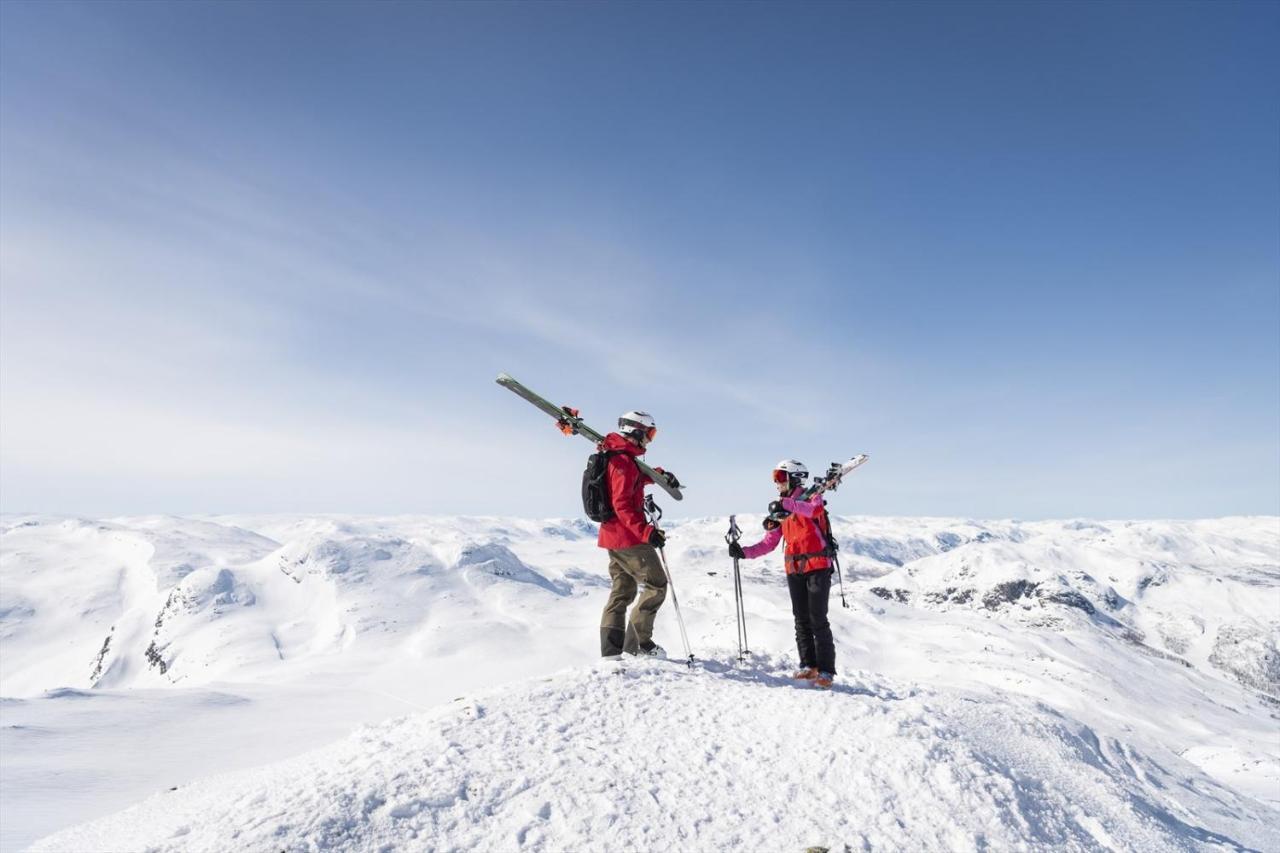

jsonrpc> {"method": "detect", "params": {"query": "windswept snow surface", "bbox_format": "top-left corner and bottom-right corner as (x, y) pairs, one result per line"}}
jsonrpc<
(3, 514), (1279, 851)
(30, 661), (1280, 853)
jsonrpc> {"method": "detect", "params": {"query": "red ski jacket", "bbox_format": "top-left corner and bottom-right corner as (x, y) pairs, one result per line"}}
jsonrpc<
(596, 432), (655, 550)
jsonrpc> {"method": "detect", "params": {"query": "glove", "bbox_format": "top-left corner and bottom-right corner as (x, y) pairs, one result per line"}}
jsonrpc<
(728, 541), (745, 559)
(768, 500), (791, 518)
(762, 517), (780, 531)
(654, 467), (681, 489)
(648, 528), (667, 548)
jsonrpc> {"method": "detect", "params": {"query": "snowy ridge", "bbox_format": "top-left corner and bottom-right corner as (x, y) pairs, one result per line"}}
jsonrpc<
(30, 659), (1279, 853)
(3, 514), (1278, 851)
(859, 517), (1280, 699)
(0, 515), (595, 696)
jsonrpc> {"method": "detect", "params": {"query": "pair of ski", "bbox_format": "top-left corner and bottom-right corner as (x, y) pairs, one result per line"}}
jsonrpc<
(764, 455), (870, 527)
(495, 373), (683, 501)
(496, 372), (868, 507)
(495, 372), (869, 662)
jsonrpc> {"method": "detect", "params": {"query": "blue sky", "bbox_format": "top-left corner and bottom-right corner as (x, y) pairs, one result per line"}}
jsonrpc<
(1, 1), (1277, 519)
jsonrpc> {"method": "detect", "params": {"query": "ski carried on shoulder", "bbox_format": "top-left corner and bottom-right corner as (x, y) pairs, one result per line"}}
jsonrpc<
(495, 373), (684, 501)
(802, 454), (870, 500)
(765, 454), (869, 526)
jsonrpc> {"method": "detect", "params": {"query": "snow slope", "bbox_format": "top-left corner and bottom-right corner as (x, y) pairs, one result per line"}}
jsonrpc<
(30, 660), (1279, 853)
(3, 514), (1278, 851)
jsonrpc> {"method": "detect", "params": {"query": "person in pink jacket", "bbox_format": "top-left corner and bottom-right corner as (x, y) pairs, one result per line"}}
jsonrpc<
(729, 459), (837, 687)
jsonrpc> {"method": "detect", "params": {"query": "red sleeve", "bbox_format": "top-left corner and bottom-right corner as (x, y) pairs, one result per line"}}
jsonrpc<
(608, 455), (652, 542)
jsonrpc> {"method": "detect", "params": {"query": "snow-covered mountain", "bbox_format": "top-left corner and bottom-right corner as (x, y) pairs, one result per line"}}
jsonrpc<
(2, 514), (1277, 851)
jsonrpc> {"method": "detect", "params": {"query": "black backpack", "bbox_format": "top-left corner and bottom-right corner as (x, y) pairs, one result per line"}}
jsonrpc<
(582, 450), (623, 522)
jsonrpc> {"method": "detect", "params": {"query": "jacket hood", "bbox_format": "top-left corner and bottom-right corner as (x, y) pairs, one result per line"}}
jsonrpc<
(602, 432), (645, 456)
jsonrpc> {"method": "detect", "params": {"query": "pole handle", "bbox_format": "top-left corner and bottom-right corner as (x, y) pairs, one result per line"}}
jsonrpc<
(644, 494), (663, 526)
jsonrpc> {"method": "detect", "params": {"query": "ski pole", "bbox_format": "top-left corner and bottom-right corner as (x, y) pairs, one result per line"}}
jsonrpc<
(733, 551), (748, 660)
(832, 552), (848, 609)
(655, 546), (695, 669)
(644, 496), (694, 668)
(822, 515), (849, 609)
(725, 515), (749, 662)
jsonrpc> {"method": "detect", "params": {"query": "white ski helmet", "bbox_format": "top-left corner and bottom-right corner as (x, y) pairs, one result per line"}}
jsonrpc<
(772, 459), (808, 486)
(618, 410), (657, 441)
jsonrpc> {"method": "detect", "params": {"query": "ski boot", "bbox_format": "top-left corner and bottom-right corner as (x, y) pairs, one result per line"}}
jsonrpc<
(635, 641), (666, 659)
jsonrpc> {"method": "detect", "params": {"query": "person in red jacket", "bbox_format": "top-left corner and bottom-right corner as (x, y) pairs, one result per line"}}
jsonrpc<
(598, 410), (680, 659)
(728, 459), (837, 687)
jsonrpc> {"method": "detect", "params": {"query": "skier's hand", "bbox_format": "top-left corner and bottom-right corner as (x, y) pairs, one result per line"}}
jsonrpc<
(767, 500), (791, 519)
(654, 467), (681, 489)
(762, 517), (780, 531)
(647, 528), (667, 548)
(728, 541), (745, 559)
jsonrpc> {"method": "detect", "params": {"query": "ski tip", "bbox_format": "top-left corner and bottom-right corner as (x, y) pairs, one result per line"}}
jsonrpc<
(495, 372), (514, 383)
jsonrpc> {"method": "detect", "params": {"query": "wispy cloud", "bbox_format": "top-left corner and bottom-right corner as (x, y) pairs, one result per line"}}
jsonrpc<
(3, 0), (1276, 518)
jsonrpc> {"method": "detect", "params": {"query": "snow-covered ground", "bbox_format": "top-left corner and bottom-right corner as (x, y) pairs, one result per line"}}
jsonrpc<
(2, 514), (1277, 851)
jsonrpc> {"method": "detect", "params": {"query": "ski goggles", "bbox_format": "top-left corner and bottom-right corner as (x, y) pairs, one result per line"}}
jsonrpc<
(772, 469), (792, 484)
(620, 419), (657, 442)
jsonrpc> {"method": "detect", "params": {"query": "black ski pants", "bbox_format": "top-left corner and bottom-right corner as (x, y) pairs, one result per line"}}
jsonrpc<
(787, 569), (836, 675)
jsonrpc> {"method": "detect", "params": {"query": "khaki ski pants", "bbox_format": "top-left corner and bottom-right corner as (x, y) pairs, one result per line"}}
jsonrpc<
(600, 544), (667, 656)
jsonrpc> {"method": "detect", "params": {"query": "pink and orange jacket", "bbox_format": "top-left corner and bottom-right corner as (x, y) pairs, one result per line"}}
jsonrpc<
(742, 488), (833, 575)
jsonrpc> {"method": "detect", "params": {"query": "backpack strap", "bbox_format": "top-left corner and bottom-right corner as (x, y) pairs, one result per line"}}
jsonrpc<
(814, 502), (838, 556)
